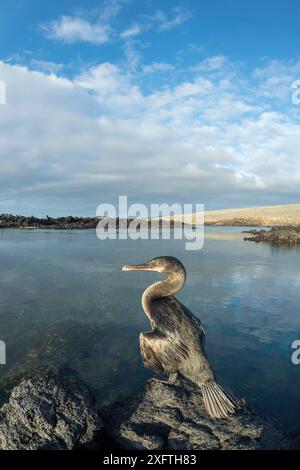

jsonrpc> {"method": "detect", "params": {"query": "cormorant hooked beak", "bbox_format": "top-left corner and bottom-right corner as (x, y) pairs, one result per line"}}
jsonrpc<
(122, 263), (158, 272)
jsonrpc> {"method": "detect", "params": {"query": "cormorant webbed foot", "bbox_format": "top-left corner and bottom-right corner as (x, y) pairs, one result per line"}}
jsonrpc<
(152, 372), (178, 385)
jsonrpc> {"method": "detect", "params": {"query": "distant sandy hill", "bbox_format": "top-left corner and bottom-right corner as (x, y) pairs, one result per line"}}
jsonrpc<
(169, 204), (300, 226)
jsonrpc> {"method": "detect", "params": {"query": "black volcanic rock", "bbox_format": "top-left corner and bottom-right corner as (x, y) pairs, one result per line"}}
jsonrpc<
(0, 377), (99, 450)
(0, 214), (106, 229)
(100, 377), (298, 450)
(0, 214), (187, 230)
(0, 375), (298, 450)
(244, 226), (300, 244)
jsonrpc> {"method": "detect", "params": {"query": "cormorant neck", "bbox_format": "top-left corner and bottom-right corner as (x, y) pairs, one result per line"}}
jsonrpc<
(142, 270), (186, 319)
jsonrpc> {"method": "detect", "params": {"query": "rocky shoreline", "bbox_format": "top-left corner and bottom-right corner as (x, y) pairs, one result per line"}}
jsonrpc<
(4, 214), (300, 232)
(0, 375), (298, 450)
(0, 214), (100, 229)
(244, 226), (300, 244)
(205, 218), (272, 226)
(0, 214), (185, 230)
(0, 213), (272, 229)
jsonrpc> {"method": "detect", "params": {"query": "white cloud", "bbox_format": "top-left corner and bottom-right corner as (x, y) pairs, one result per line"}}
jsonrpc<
(30, 59), (64, 74)
(131, 5), (192, 38)
(0, 56), (300, 215)
(143, 62), (174, 74)
(120, 24), (141, 39)
(151, 6), (191, 31)
(41, 15), (110, 45)
(253, 59), (300, 102)
(100, 0), (129, 21)
(194, 55), (229, 72)
(122, 39), (142, 71)
(76, 62), (126, 96)
(41, 3), (191, 48)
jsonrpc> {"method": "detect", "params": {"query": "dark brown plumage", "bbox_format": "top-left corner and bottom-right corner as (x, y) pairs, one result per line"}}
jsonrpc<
(122, 256), (239, 419)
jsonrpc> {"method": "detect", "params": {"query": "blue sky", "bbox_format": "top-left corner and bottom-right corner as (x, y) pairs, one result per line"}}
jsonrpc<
(2, 0), (300, 72)
(0, 0), (300, 215)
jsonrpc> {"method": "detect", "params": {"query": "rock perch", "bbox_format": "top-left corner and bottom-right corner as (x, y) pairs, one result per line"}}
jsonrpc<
(0, 375), (298, 450)
(100, 377), (298, 450)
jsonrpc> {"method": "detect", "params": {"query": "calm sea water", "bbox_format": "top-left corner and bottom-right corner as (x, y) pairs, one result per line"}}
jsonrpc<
(0, 227), (299, 429)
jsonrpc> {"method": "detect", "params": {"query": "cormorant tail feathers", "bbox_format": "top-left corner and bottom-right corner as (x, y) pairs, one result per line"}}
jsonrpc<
(201, 382), (238, 419)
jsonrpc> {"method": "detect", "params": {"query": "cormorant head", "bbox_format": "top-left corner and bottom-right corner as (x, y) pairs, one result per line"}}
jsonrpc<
(122, 256), (186, 276)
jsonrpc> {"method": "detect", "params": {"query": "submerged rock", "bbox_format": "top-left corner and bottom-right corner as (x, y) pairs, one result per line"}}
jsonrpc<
(0, 377), (99, 450)
(0, 320), (148, 408)
(100, 377), (297, 450)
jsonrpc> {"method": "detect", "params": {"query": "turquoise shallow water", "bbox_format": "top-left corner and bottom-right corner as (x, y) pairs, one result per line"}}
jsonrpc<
(0, 227), (299, 429)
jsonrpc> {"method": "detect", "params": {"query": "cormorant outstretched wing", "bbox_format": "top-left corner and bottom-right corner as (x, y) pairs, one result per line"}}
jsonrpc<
(140, 329), (189, 373)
